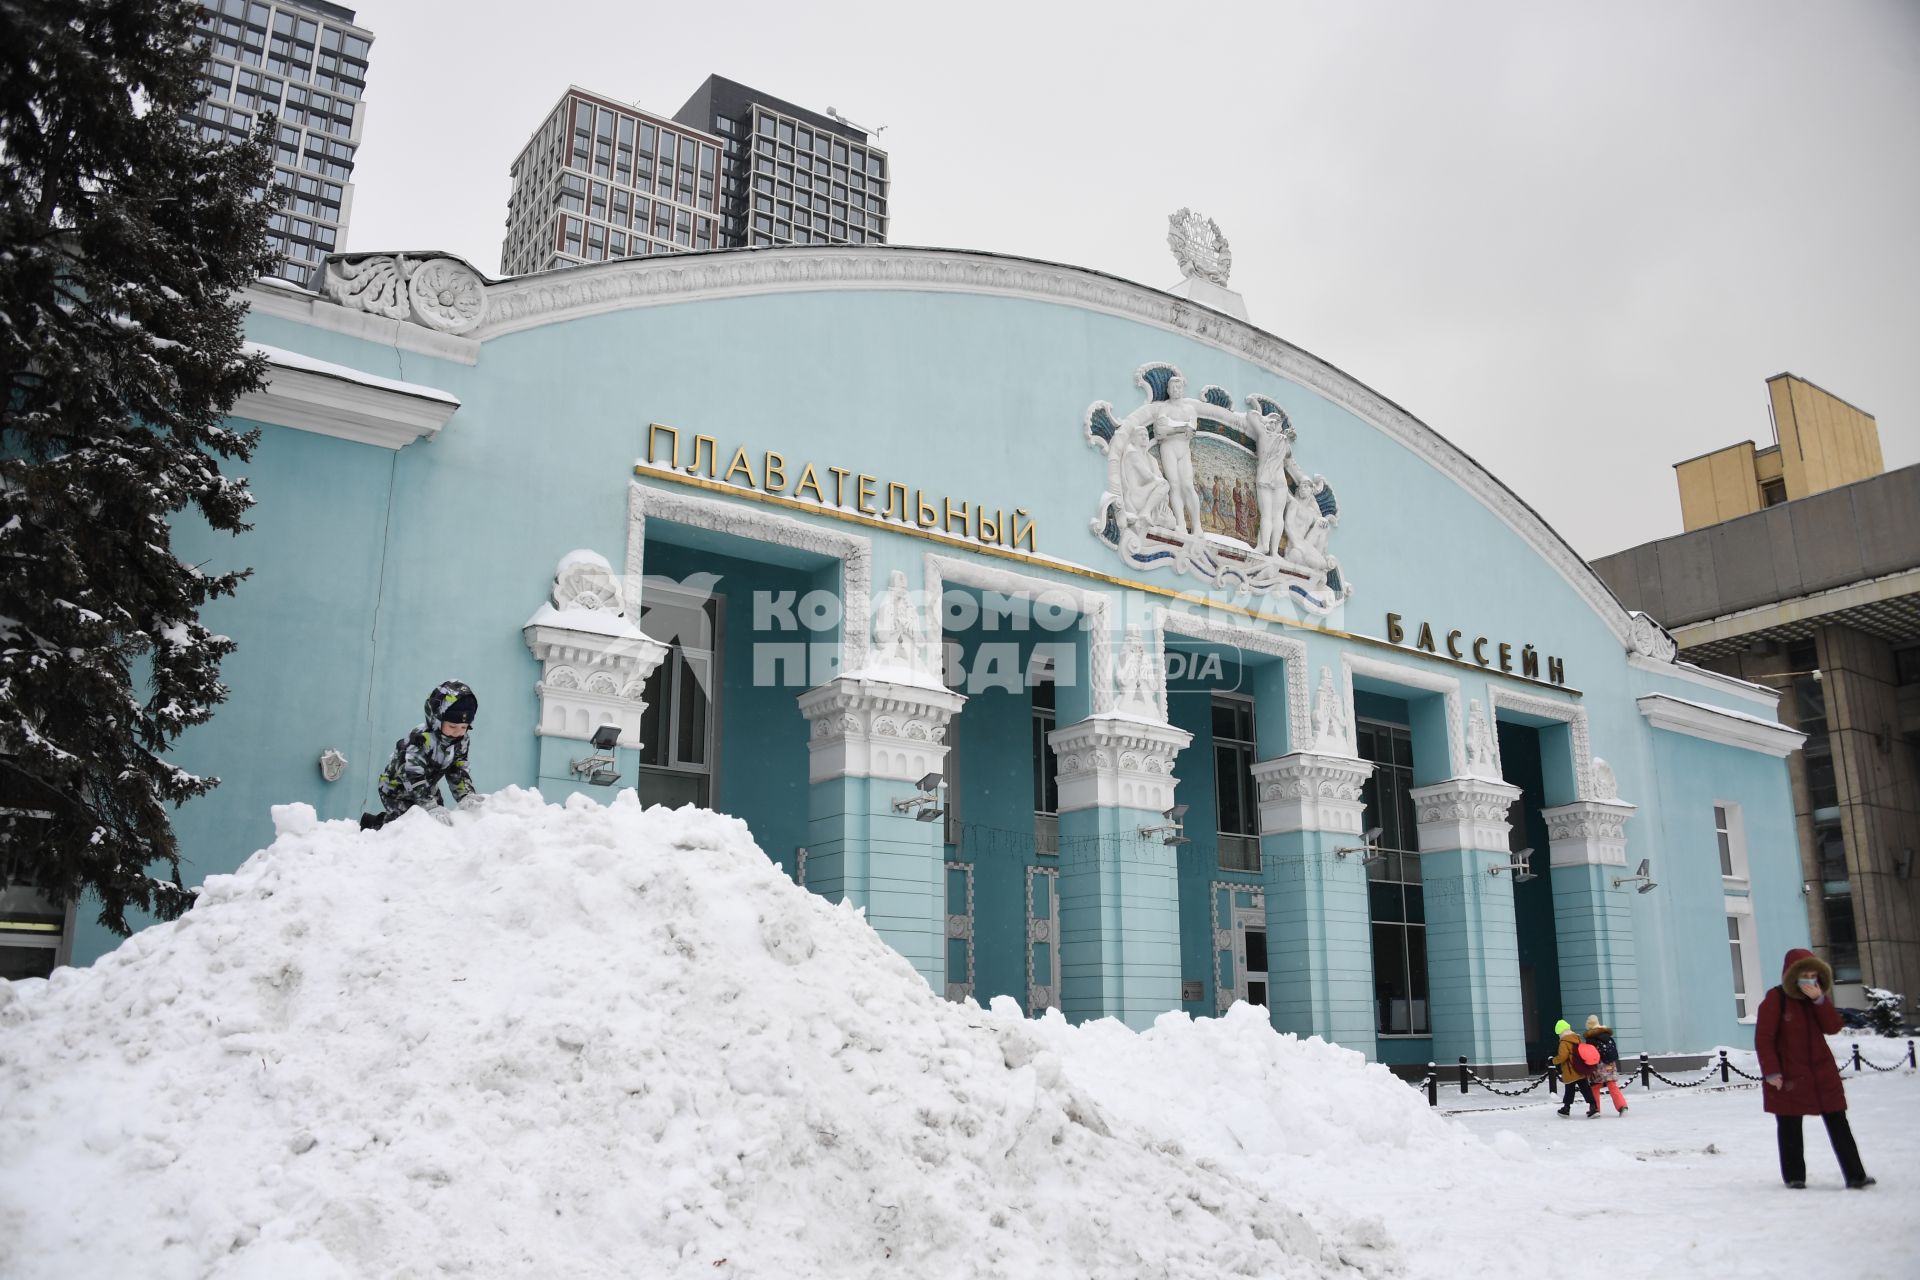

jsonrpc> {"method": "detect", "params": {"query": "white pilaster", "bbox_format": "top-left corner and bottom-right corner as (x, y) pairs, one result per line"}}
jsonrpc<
(522, 550), (668, 744)
(1251, 752), (1374, 836)
(1409, 776), (1523, 853)
(1047, 715), (1193, 814)
(796, 676), (965, 783)
(1541, 799), (1637, 868)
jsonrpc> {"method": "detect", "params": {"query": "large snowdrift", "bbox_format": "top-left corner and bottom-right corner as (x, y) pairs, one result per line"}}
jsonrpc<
(0, 790), (1476, 1279)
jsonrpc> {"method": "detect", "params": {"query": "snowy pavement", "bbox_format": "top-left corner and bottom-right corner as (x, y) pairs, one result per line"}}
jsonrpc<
(0, 792), (1914, 1280)
(1435, 1072), (1916, 1280)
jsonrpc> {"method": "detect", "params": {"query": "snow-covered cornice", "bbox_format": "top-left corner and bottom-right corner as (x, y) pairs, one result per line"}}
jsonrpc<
(229, 342), (459, 448)
(1636, 693), (1806, 758)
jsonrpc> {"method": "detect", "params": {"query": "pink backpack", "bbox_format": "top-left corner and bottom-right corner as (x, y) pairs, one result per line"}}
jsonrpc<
(1576, 1042), (1601, 1074)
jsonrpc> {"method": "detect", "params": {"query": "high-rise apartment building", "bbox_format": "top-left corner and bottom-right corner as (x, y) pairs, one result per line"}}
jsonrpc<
(501, 88), (725, 277)
(189, 0), (373, 283)
(672, 75), (889, 250)
(501, 76), (889, 276)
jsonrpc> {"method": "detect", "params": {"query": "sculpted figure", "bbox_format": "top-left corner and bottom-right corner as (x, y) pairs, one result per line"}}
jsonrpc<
(871, 569), (927, 673)
(1252, 410), (1295, 557)
(1282, 473), (1342, 589)
(1107, 414), (1175, 530)
(1122, 370), (1208, 537)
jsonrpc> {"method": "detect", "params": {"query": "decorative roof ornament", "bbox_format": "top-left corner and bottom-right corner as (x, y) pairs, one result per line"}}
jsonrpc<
(1167, 208), (1232, 287)
(1626, 611), (1678, 664)
(321, 252), (488, 334)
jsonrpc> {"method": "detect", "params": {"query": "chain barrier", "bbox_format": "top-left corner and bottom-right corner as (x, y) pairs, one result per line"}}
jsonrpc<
(1645, 1063), (1720, 1088)
(1464, 1066), (1556, 1098)
(1409, 1040), (1916, 1107)
(1841, 1041), (1915, 1074)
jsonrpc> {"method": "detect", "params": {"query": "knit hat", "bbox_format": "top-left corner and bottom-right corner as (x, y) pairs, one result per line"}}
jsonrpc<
(425, 679), (478, 727)
(1585, 1015), (1601, 1031)
(1554, 1019), (1571, 1035)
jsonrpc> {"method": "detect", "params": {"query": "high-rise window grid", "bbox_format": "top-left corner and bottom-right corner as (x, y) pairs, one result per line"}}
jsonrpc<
(741, 105), (888, 249)
(501, 91), (723, 276)
(189, 1), (371, 283)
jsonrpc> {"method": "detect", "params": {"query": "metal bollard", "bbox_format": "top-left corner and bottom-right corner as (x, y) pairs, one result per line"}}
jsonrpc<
(1459, 1055), (1470, 1095)
(1909, 1039), (1916, 1070)
(1640, 1051), (1652, 1089)
(1427, 1063), (1438, 1108)
(1852, 1042), (1863, 1072)
(1719, 1049), (1730, 1083)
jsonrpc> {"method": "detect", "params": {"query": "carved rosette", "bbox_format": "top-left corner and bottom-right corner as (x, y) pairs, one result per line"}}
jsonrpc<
(1409, 776), (1524, 854)
(322, 253), (489, 334)
(1250, 752), (1375, 837)
(1541, 799), (1637, 869)
(1627, 611), (1678, 664)
(1046, 714), (1192, 814)
(795, 676), (964, 784)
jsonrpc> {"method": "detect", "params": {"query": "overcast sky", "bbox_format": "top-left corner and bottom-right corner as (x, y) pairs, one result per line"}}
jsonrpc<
(342, 0), (1918, 560)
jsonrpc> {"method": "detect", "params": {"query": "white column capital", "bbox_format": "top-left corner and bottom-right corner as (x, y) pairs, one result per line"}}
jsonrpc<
(1409, 775), (1523, 853)
(1047, 714), (1192, 814)
(523, 620), (669, 745)
(1540, 798), (1637, 868)
(1250, 751), (1374, 836)
(796, 676), (966, 784)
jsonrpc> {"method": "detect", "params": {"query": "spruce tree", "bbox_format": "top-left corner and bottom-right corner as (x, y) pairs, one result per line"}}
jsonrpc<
(0, 0), (280, 936)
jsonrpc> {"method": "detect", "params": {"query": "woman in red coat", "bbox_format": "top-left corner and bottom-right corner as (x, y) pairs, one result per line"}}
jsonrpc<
(1755, 947), (1875, 1189)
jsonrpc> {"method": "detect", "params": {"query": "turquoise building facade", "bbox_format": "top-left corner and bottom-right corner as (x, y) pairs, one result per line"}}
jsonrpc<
(66, 246), (1809, 1069)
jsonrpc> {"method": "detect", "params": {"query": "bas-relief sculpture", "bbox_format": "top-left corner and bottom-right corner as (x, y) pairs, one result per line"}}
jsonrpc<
(1085, 362), (1350, 613)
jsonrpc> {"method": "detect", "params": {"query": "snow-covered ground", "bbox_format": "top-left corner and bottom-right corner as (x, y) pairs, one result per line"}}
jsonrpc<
(0, 791), (1913, 1279)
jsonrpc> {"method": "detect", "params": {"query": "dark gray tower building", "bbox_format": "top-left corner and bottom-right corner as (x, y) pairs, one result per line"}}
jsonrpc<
(673, 75), (890, 249)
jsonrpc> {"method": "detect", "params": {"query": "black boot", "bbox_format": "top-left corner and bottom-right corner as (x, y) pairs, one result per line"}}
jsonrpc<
(1846, 1176), (1877, 1190)
(358, 811), (387, 831)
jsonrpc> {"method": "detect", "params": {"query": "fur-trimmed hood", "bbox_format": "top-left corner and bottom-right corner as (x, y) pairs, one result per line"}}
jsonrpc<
(1781, 947), (1834, 1000)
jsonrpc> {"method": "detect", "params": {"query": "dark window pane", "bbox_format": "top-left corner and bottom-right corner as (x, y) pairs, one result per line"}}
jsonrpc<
(1245, 929), (1267, 973)
(1372, 924), (1408, 1033)
(1215, 744), (1242, 834)
(1407, 927), (1430, 1032)
(638, 664), (666, 765)
(676, 656), (707, 764)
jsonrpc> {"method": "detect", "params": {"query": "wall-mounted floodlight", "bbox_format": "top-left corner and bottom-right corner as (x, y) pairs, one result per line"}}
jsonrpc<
(893, 770), (945, 821)
(1488, 847), (1536, 883)
(1612, 857), (1657, 894)
(1896, 848), (1915, 881)
(570, 723), (623, 787)
(1334, 826), (1386, 863)
(1138, 803), (1191, 847)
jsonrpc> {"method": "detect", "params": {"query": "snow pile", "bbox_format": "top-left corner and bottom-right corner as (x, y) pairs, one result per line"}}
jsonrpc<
(0, 789), (1473, 1279)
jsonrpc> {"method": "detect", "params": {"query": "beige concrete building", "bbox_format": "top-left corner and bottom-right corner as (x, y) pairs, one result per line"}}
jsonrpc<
(1595, 380), (1919, 1013)
(1674, 374), (1885, 531)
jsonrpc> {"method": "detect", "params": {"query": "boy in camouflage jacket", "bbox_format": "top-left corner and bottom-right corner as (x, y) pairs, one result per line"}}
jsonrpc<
(359, 680), (481, 830)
